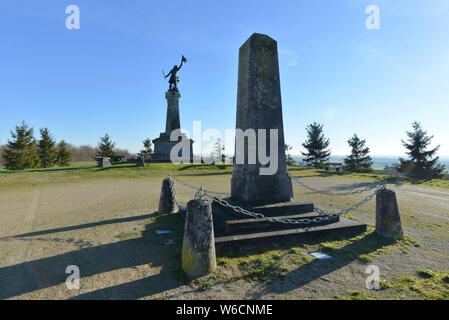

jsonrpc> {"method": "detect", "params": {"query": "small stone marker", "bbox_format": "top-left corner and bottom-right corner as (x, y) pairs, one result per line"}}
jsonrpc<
(137, 157), (145, 167)
(375, 188), (403, 239)
(100, 157), (112, 167)
(158, 178), (178, 214)
(182, 199), (216, 279)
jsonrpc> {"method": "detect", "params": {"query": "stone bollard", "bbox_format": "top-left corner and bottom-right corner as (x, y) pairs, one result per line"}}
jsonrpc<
(158, 178), (178, 214)
(182, 199), (216, 279)
(137, 157), (145, 167)
(98, 157), (112, 167)
(375, 188), (403, 239)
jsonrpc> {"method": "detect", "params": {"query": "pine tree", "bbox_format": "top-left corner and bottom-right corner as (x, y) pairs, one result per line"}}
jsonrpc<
(0, 145), (4, 167)
(140, 138), (153, 159)
(96, 134), (116, 157)
(301, 122), (331, 168)
(343, 134), (373, 173)
(285, 144), (296, 166)
(1, 121), (40, 170)
(37, 128), (57, 168)
(56, 140), (72, 166)
(395, 121), (446, 179)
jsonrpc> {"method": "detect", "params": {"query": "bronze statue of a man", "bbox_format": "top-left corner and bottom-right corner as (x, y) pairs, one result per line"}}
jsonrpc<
(163, 55), (187, 91)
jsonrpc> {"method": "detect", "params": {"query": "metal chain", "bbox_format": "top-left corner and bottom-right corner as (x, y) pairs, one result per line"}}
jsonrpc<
(313, 183), (386, 216)
(168, 172), (231, 197)
(167, 172), (386, 225)
(290, 174), (386, 196)
(210, 195), (339, 225)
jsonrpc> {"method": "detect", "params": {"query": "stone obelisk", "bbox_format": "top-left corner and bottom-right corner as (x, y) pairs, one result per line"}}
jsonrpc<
(231, 33), (293, 204)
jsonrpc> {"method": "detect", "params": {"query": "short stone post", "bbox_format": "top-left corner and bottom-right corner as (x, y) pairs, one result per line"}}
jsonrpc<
(99, 157), (112, 167)
(375, 189), (403, 239)
(182, 199), (216, 279)
(137, 157), (145, 167)
(158, 178), (178, 214)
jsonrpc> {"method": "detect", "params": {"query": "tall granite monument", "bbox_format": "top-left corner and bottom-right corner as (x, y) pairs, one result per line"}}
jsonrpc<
(231, 33), (293, 204)
(210, 33), (366, 249)
(152, 56), (193, 162)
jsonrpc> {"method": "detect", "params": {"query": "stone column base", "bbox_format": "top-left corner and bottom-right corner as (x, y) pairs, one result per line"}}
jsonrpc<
(152, 137), (193, 163)
(231, 171), (293, 205)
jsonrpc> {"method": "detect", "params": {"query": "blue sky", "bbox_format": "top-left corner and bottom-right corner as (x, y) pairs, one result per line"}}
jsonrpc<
(1, 0), (448, 156)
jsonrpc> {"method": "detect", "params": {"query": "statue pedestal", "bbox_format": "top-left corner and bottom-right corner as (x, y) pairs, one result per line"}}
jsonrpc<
(151, 89), (193, 163)
(152, 136), (193, 163)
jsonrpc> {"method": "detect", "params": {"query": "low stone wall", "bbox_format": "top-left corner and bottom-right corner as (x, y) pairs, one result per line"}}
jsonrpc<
(371, 170), (403, 176)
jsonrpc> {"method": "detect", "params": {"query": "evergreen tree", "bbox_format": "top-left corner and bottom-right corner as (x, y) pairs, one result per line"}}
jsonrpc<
(301, 122), (331, 168)
(285, 144), (296, 166)
(395, 121), (446, 179)
(0, 145), (3, 167)
(343, 134), (373, 173)
(56, 140), (72, 166)
(1, 121), (40, 170)
(140, 138), (153, 159)
(96, 134), (116, 157)
(37, 128), (57, 168)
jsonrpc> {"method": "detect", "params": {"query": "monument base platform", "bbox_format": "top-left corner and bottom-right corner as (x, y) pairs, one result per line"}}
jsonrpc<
(209, 198), (366, 252)
(214, 218), (366, 254)
(152, 137), (193, 163)
(178, 197), (367, 252)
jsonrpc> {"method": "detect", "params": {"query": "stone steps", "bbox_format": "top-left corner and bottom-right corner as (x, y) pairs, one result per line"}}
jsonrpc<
(208, 198), (366, 251)
(214, 217), (367, 253)
(179, 197), (367, 251)
(212, 201), (339, 234)
(215, 198), (315, 217)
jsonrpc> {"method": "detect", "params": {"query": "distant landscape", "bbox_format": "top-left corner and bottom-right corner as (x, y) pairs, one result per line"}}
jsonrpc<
(292, 155), (449, 172)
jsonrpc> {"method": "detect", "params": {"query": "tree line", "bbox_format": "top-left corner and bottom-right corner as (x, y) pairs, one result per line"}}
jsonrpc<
(299, 121), (446, 179)
(2, 120), (446, 180)
(1, 122), (71, 170)
(0, 122), (138, 170)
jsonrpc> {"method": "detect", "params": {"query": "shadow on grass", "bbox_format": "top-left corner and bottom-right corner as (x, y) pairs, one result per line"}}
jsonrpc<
(94, 164), (139, 172)
(227, 231), (396, 298)
(216, 230), (396, 297)
(293, 180), (404, 194)
(0, 166), (97, 175)
(0, 211), (397, 299)
(0, 213), (193, 300)
(290, 171), (401, 184)
(179, 171), (232, 177)
(0, 213), (156, 240)
(219, 229), (392, 259)
(178, 164), (232, 171)
(403, 177), (449, 186)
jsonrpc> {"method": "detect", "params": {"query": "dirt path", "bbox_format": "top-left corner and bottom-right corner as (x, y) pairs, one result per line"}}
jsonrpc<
(0, 174), (447, 299)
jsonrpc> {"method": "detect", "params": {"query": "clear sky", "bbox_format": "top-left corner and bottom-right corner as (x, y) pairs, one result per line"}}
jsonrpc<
(1, 0), (448, 156)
